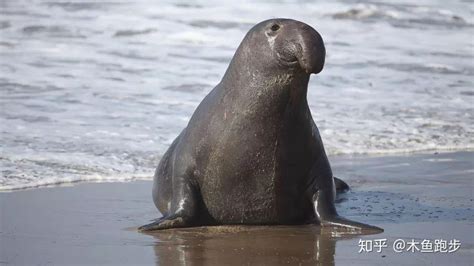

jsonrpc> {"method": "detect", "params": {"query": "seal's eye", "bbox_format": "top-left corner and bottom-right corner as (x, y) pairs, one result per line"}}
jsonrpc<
(270, 24), (280, 32)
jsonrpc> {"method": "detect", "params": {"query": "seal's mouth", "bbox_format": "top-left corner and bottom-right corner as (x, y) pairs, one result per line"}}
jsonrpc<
(299, 59), (317, 74)
(298, 53), (325, 75)
(274, 40), (299, 67)
(275, 52), (299, 67)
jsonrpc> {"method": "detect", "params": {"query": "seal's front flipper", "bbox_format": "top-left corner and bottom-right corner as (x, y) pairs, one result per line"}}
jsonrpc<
(313, 189), (383, 233)
(139, 174), (199, 232)
(334, 176), (349, 193)
(319, 215), (383, 233)
(138, 214), (190, 231)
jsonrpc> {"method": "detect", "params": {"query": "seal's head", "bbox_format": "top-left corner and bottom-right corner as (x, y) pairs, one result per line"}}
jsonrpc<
(261, 18), (325, 75)
(225, 18), (326, 80)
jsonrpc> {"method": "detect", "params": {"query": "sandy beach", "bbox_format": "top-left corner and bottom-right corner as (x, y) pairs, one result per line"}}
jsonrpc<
(1, 151), (472, 265)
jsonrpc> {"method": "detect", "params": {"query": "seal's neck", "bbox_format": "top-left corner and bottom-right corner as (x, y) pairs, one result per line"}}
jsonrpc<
(219, 47), (311, 112)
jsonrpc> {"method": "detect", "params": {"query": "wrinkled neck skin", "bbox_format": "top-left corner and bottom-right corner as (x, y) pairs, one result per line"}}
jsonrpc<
(219, 40), (311, 119)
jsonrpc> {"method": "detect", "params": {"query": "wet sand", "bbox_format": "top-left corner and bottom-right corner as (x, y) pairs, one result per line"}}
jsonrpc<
(1, 151), (473, 265)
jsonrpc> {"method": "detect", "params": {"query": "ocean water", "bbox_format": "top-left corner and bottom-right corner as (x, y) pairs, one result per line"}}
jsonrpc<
(1, 0), (473, 191)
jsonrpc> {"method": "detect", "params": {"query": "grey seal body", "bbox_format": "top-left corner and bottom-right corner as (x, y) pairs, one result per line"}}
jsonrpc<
(140, 18), (382, 232)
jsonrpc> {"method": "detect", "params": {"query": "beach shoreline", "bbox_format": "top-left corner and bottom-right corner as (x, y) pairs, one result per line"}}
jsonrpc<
(1, 151), (473, 265)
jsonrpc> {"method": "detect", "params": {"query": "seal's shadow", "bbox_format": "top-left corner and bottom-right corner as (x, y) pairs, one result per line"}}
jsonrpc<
(143, 225), (373, 266)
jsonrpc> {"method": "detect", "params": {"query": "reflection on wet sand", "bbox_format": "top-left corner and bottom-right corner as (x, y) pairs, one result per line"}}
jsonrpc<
(144, 225), (374, 266)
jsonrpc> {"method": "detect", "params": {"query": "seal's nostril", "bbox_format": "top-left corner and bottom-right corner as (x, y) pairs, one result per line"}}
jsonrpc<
(271, 24), (280, 31)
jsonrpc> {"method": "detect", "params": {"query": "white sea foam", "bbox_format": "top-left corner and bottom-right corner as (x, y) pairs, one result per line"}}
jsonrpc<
(0, 174), (151, 192)
(1, 0), (473, 191)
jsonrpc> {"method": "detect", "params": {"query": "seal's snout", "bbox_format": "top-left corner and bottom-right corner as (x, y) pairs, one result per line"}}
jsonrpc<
(296, 25), (326, 75)
(270, 19), (325, 74)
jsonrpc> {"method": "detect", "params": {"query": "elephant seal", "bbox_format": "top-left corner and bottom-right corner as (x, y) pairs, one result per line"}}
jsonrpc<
(139, 18), (382, 232)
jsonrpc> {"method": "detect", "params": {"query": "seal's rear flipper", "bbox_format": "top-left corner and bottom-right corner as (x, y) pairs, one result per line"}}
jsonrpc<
(334, 177), (349, 193)
(313, 189), (383, 234)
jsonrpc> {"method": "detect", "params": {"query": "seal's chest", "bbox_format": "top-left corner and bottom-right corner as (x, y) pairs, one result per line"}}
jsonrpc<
(200, 173), (309, 224)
